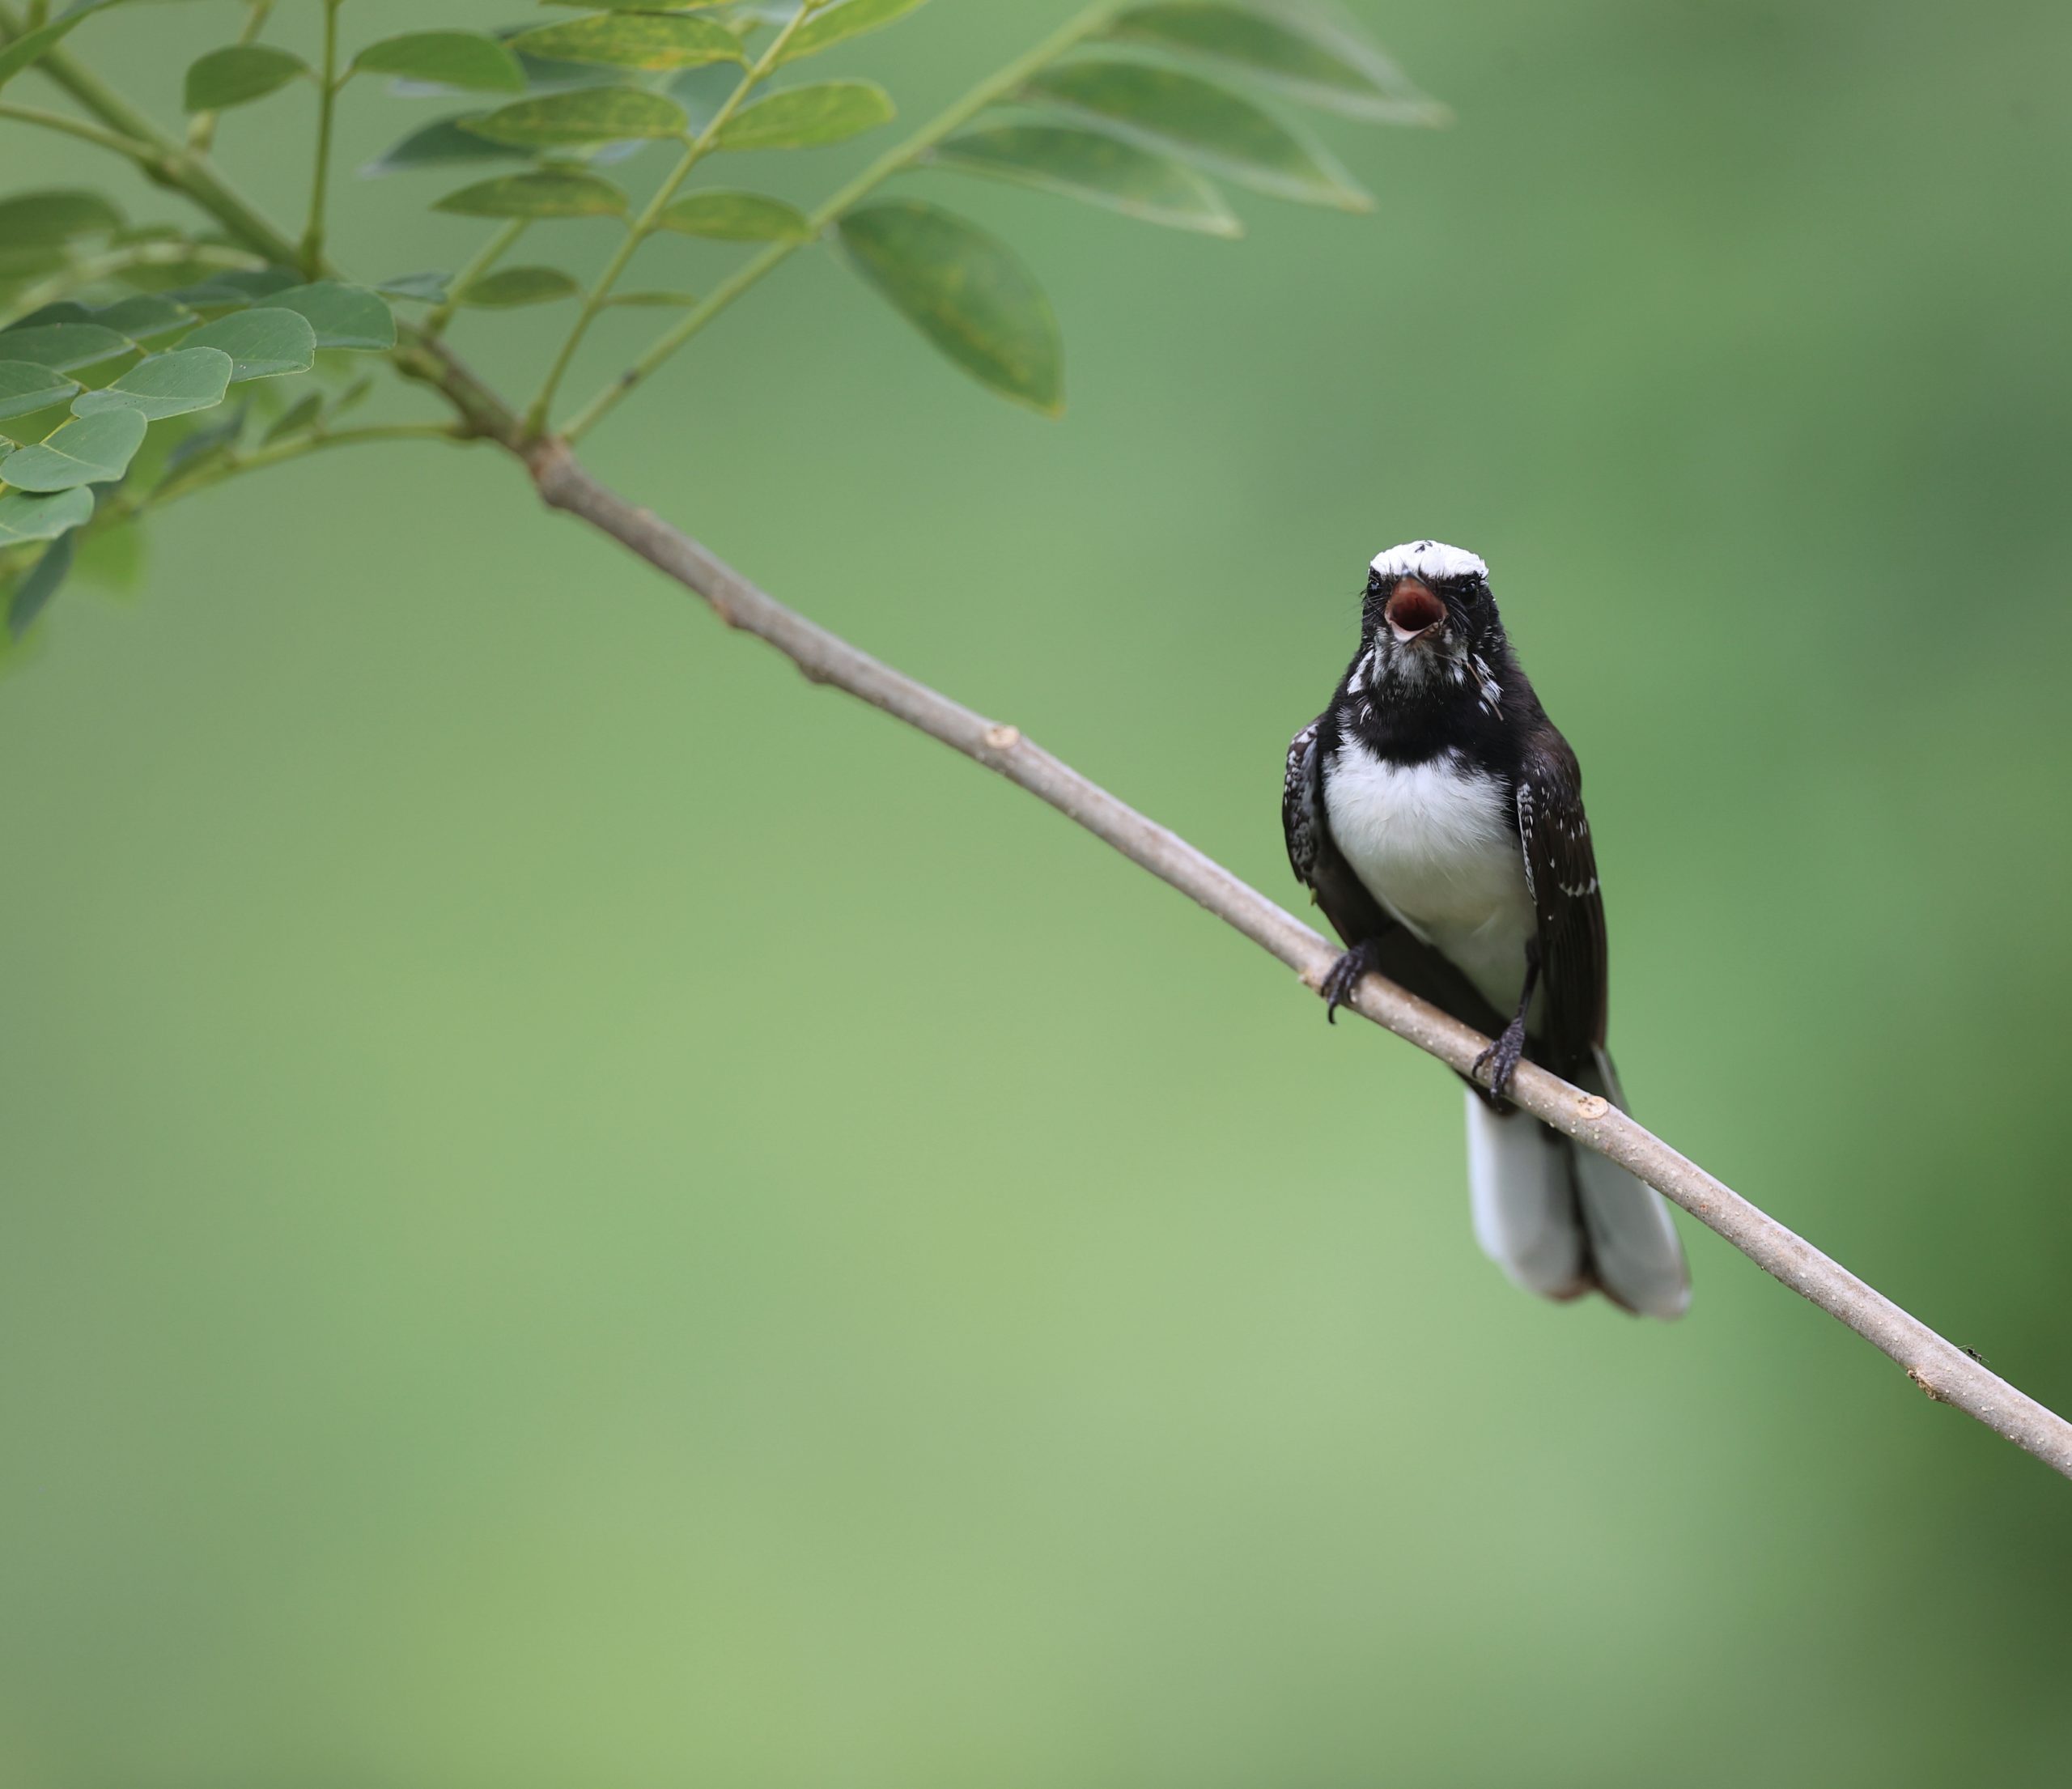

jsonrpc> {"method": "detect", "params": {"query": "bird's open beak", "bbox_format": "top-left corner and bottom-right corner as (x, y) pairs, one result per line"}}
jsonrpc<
(1384, 580), (1447, 644)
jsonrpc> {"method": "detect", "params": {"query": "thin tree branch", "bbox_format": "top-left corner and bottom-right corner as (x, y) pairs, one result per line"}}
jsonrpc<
(513, 435), (2072, 1483)
(11, 0), (2069, 1484)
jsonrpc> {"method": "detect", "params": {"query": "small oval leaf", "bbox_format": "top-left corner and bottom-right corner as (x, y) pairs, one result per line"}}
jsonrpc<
(783, 0), (930, 63)
(605, 290), (701, 308)
(265, 283), (398, 351)
(180, 308), (317, 380)
(70, 346), (233, 421)
(933, 124), (1241, 236)
(0, 408), (148, 491)
(372, 271), (453, 304)
(262, 389), (324, 446)
(351, 30), (527, 94)
(0, 486), (93, 546)
(1105, 2), (1446, 123)
(0, 361), (81, 421)
(717, 80), (894, 151)
(508, 14), (745, 71)
(360, 114), (526, 176)
(1021, 60), (1370, 210)
(463, 87), (689, 147)
(656, 189), (811, 241)
(184, 44), (309, 113)
(433, 169), (630, 219)
(835, 199), (1061, 415)
(0, 323), (131, 371)
(458, 266), (582, 308)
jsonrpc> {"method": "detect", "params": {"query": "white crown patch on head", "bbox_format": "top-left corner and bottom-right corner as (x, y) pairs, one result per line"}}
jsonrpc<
(1369, 540), (1488, 584)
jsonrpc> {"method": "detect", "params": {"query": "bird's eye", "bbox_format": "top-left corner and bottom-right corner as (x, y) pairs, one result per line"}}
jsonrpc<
(1365, 571), (1386, 596)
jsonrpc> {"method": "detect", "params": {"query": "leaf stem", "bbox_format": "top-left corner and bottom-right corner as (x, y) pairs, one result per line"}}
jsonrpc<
(134, 422), (469, 517)
(0, 100), (154, 160)
(299, 0), (344, 278)
(522, 3), (818, 440)
(559, 0), (1127, 445)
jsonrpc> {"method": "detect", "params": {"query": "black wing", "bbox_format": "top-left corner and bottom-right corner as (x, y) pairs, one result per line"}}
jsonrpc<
(1515, 722), (1610, 1079)
(1283, 716), (1507, 1036)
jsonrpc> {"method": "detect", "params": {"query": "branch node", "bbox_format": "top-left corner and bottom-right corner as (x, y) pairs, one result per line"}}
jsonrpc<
(983, 723), (1022, 752)
(1575, 1094), (1611, 1120)
(1907, 1367), (1946, 1402)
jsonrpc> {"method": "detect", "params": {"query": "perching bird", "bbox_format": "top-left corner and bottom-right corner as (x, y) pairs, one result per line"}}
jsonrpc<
(1281, 541), (1689, 1318)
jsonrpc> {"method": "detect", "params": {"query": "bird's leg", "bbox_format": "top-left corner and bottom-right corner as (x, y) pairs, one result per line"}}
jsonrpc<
(1320, 937), (1385, 1024)
(1473, 940), (1542, 1105)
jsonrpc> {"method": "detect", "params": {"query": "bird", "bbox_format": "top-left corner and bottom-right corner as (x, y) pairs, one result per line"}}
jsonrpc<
(1281, 539), (1689, 1318)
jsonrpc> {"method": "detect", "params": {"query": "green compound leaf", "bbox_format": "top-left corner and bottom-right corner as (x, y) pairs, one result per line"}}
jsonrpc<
(782, 0), (928, 63)
(0, 323), (132, 371)
(70, 346), (232, 421)
(352, 31), (527, 93)
(933, 124), (1241, 237)
(433, 169), (630, 219)
(180, 308), (317, 381)
(656, 189), (810, 240)
(508, 13), (744, 70)
(835, 199), (1061, 416)
(0, 408), (147, 491)
(265, 283), (398, 351)
(458, 266), (582, 308)
(184, 43), (310, 113)
(717, 80), (894, 151)
(0, 189), (123, 248)
(0, 361), (82, 421)
(463, 87), (689, 147)
(1104, 2), (1446, 123)
(1021, 59), (1370, 210)
(0, 486), (92, 546)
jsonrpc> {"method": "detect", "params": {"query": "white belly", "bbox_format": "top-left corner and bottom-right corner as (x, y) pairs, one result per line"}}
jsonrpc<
(1323, 739), (1536, 1018)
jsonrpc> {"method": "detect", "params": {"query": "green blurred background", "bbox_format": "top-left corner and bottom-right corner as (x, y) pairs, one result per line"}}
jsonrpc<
(4, 1), (2071, 1783)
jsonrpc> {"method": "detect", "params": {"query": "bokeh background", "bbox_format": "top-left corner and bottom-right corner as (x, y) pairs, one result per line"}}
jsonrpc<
(4, 1), (2071, 1783)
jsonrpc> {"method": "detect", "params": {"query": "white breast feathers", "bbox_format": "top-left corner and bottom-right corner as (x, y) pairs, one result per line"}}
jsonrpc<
(1323, 738), (1536, 1016)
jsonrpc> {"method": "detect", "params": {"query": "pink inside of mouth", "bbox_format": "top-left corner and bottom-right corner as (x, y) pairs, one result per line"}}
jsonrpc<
(1384, 582), (1446, 635)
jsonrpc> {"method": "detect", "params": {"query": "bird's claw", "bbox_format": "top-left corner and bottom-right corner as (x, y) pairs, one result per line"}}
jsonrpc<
(1321, 942), (1380, 1023)
(1473, 1022), (1528, 1105)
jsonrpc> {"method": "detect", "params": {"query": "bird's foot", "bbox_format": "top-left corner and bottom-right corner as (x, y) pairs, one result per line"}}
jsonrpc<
(1320, 940), (1382, 1024)
(1473, 1018), (1529, 1106)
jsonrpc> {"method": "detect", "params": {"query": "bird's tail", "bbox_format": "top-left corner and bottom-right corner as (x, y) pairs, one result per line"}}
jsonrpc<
(1463, 1052), (1689, 1319)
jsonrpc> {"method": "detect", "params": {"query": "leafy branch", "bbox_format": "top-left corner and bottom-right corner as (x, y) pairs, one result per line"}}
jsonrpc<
(0, 0), (2065, 1483)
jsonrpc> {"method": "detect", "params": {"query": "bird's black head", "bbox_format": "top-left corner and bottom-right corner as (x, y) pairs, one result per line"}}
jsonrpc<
(1350, 540), (1509, 708)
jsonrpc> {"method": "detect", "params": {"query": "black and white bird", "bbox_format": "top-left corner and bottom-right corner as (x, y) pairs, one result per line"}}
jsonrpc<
(1282, 540), (1688, 1318)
